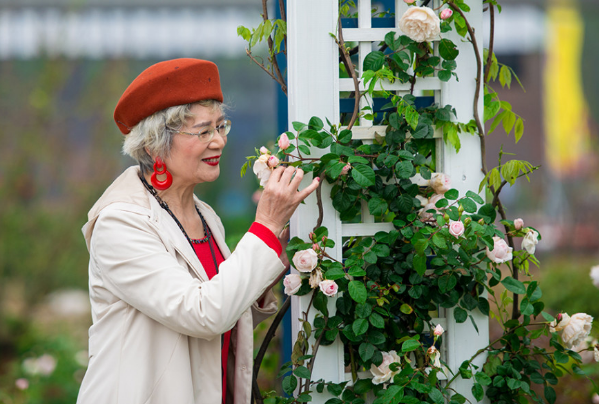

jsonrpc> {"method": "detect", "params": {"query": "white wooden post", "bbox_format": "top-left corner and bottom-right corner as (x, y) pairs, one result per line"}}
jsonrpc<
(287, 1), (488, 402)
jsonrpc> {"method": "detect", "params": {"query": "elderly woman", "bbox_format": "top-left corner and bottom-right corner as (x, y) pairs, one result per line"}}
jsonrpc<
(77, 59), (319, 404)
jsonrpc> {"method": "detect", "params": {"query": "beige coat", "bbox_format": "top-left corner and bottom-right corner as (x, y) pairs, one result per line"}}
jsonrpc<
(77, 166), (283, 404)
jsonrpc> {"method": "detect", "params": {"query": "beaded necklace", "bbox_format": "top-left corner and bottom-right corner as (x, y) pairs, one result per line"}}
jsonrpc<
(140, 174), (219, 274)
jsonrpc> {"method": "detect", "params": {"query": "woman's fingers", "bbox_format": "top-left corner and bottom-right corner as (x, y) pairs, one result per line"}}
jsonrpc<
(298, 177), (321, 200)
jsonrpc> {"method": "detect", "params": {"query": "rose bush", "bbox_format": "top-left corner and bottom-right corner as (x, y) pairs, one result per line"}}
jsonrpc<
(239, 1), (594, 403)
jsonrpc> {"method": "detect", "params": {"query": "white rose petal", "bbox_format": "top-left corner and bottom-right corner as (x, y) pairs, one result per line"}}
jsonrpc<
(370, 350), (402, 385)
(522, 229), (539, 254)
(486, 236), (513, 264)
(398, 6), (441, 43)
(560, 313), (593, 349)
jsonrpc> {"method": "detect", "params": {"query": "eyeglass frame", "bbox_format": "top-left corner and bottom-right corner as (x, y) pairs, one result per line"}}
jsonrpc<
(166, 119), (232, 143)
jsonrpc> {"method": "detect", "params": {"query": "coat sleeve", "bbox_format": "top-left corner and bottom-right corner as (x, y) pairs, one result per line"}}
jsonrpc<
(90, 207), (285, 340)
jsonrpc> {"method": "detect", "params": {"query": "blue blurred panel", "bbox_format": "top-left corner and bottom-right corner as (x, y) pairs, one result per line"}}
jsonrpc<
(339, 96), (435, 114)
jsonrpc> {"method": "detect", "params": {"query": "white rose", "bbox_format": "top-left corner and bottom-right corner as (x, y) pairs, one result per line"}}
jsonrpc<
(486, 236), (513, 264)
(292, 249), (319, 273)
(370, 350), (401, 385)
(430, 173), (451, 194)
(309, 268), (323, 289)
(590, 266), (599, 289)
(559, 313), (593, 349)
(319, 280), (339, 297)
(522, 229), (539, 254)
(283, 274), (302, 295)
(398, 6), (441, 43)
(253, 159), (272, 187)
(433, 324), (444, 337)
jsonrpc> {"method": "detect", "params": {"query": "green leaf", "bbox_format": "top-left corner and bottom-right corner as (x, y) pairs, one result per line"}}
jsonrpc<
(466, 190), (484, 204)
(454, 307), (467, 323)
(326, 266), (346, 280)
(368, 197), (388, 216)
(439, 38), (459, 60)
(544, 386), (556, 404)
(351, 164), (376, 187)
(338, 129), (353, 144)
(348, 281), (368, 303)
(438, 70), (452, 82)
(413, 254), (427, 275)
(400, 303), (413, 314)
(283, 375), (298, 395)
(460, 197), (478, 213)
(514, 117), (524, 143)
(499, 65), (512, 89)
(363, 51), (386, 71)
(309, 116), (324, 131)
(475, 372), (492, 386)
(438, 274), (457, 293)
(501, 277), (526, 294)
(359, 342), (375, 361)
(395, 160), (414, 179)
(444, 189), (459, 200)
(428, 388), (444, 404)
(398, 195), (414, 213)
(471, 383), (484, 401)
(354, 378), (373, 395)
(293, 365), (311, 379)
(353, 318), (369, 336)
(370, 312), (385, 328)
(432, 233), (447, 249)
(401, 339), (421, 353)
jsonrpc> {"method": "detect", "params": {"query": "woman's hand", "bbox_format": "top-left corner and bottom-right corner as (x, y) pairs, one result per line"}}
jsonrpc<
(255, 166), (320, 237)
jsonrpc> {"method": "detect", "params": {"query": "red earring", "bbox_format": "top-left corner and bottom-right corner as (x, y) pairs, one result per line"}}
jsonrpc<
(151, 157), (173, 190)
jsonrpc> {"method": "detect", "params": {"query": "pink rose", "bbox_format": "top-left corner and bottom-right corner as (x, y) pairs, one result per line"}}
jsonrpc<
(267, 155), (280, 168)
(283, 274), (302, 295)
(15, 378), (29, 390)
(440, 9), (453, 20)
(433, 324), (444, 337)
(514, 218), (524, 230)
(448, 220), (464, 238)
(341, 163), (351, 175)
(319, 279), (338, 296)
(430, 173), (451, 194)
(278, 133), (290, 150)
(259, 146), (269, 155)
(292, 249), (319, 272)
(486, 236), (513, 263)
(403, 0), (416, 3)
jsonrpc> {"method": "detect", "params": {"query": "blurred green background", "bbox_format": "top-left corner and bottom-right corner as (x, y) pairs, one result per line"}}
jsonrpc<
(0, 0), (598, 403)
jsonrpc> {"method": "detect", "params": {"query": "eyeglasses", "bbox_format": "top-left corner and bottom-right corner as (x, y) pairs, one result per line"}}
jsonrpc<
(168, 120), (232, 143)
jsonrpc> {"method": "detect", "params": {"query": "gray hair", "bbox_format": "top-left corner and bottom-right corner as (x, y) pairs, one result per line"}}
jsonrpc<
(122, 99), (223, 174)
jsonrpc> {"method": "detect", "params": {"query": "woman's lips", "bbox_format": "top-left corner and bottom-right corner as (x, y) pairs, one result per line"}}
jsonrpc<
(202, 155), (221, 166)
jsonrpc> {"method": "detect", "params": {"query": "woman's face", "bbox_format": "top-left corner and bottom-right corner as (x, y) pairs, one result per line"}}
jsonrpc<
(164, 103), (228, 187)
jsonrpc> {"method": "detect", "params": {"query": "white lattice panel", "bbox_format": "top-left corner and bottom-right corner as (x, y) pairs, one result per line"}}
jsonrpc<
(287, 0), (488, 402)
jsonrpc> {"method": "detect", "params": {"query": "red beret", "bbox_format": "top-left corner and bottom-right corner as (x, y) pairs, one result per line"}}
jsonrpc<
(114, 58), (223, 135)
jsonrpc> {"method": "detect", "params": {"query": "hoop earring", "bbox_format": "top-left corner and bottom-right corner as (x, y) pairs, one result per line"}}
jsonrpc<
(151, 157), (173, 190)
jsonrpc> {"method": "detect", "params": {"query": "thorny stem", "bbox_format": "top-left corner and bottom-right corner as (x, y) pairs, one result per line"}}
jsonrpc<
(336, 16), (361, 130)
(261, 0), (287, 95)
(447, 1), (486, 175)
(303, 317), (328, 394)
(483, 4), (495, 84)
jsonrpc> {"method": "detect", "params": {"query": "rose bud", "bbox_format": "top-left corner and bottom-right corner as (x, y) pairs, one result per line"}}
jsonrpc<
(259, 146), (269, 155)
(464, 217), (472, 225)
(312, 243), (320, 251)
(278, 133), (291, 150)
(478, 218), (485, 225)
(341, 163), (352, 175)
(322, 236), (327, 242)
(440, 9), (453, 20)
(309, 232), (316, 240)
(403, 0), (416, 3)
(514, 218), (524, 230)
(267, 155), (280, 168)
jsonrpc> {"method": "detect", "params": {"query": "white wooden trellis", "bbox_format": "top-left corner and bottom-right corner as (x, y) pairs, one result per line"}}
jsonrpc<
(287, 1), (488, 402)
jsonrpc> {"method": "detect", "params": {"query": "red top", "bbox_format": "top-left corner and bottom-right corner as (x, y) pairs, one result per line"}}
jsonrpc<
(191, 222), (281, 403)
